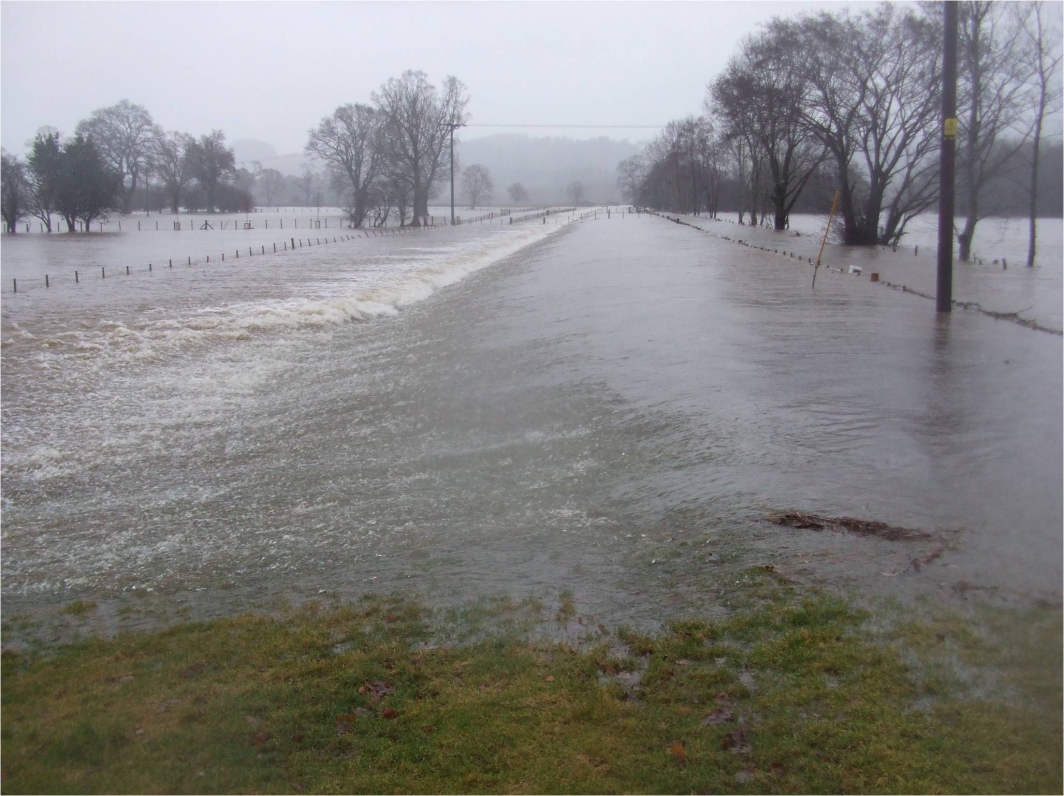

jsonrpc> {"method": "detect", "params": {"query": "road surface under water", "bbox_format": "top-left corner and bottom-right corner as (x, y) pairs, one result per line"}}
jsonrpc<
(2, 213), (1060, 641)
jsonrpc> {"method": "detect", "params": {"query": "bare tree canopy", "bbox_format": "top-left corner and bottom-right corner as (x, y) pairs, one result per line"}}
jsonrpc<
(711, 22), (826, 231)
(306, 103), (383, 228)
(460, 163), (493, 209)
(188, 130), (235, 214)
(616, 155), (646, 204)
(152, 131), (195, 214)
(952, 2), (1031, 260)
(566, 179), (587, 206)
(255, 168), (286, 207)
(506, 182), (529, 204)
(1015, 1), (1064, 266)
(74, 100), (156, 215)
(373, 70), (469, 227)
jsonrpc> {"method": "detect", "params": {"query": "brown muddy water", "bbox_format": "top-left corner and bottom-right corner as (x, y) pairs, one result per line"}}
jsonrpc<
(1, 213), (1060, 644)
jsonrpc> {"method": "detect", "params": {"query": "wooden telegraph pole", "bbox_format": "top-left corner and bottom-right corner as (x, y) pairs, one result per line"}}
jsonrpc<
(439, 119), (465, 226)
(937, 1), (959, 313)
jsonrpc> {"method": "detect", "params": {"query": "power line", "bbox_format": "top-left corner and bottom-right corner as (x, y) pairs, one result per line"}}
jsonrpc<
(466, 124), (663, 129)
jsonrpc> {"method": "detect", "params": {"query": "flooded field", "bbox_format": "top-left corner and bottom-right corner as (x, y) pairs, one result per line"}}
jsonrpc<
(1, 211), (1060, 642)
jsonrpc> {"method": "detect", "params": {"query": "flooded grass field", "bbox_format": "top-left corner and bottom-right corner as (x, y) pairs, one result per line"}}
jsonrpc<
(1, 211), (1061, 645)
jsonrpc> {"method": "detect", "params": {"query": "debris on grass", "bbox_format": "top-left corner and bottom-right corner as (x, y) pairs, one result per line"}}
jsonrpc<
(768, 511), (934, 542)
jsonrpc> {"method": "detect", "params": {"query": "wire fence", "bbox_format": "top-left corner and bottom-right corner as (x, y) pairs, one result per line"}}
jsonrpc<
(1, 205), (548, 235)
(5, 206), (597, 295)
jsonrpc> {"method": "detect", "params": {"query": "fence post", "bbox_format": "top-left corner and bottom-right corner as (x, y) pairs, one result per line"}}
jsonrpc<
(76, 271), (79, 283)
(45, 275), (49, 288)
(291, 237), (295, 249)
(102, 267), (105, 278)
(12, 278), (15, 293)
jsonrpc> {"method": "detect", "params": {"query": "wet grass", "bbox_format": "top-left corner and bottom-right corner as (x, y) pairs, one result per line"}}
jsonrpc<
(1, 571), (1060, 794)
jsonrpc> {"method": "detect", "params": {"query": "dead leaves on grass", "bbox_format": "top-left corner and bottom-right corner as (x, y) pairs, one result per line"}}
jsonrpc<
(701, 692), (734, 726)
(669, 741), (687, 765)
(701, 692), (753, 756)
(358, 680), (394, 702)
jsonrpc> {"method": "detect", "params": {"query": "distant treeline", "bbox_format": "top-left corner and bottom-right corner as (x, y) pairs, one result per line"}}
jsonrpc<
(618, 1), (1062, 265)
(0, 69), (470, 233)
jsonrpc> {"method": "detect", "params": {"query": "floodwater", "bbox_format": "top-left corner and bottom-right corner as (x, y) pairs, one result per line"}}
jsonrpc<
(1, 211), (1060, 641)
(679, 212), (1064, 331)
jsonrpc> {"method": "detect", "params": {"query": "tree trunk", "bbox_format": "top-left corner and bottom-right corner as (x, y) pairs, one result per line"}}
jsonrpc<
(772, 181), (788, 231)
(1028, 83), (1046, 266)
(957, 218), (976, 262)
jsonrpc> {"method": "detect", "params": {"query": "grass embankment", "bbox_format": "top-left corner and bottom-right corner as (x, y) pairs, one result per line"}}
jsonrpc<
(2, 569), (1060, 794)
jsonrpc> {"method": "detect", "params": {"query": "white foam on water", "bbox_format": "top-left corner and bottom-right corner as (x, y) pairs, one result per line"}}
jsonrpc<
(1, 221), (569, 489)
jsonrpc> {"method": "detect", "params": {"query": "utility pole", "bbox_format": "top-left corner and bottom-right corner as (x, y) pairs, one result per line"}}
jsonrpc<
(937, 0), (958, 313)
(439, 120), (464, 226)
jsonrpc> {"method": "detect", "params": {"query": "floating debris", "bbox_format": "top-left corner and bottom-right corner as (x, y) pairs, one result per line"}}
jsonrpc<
(767, 511), (932, 542)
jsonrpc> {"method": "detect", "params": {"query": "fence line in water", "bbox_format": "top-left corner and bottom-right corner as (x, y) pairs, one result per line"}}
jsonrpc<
(2, 205), (548, 235)
(6, 207), (594, 295)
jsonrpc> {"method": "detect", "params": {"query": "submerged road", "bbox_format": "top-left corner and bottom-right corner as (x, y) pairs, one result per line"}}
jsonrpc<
(3, 213), (1061, 638)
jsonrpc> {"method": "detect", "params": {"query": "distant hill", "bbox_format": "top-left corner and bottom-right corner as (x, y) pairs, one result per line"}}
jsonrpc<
(229, 133), (647, 203)
(456, 134), (647, 205)
(232, 139), (316, 177)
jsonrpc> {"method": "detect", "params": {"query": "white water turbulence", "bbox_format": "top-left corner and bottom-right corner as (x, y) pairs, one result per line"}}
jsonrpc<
(0, 212), (572, 604)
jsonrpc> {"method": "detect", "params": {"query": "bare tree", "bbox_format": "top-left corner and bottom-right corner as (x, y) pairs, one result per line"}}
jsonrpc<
(1, 150), (30, 233)
(256, 168), (285, 207)
(616, 155), (646, 204)
(1015, 1), (1063, 266)
(300, 167), (319, 207)
(955, 1), (1035, 261)
(188, 130), (235, 214)
(75, 100), (156, 215)
(373, 71), (469, 226)
(711, 24), (827, 231)
(460, 163), (493, 208)
(566, 180), (587, 206)
(152, 130), (195, 214)
(507, 182), (529, 204)
(306, 103), (383, 227)
(791, 6), (942, 246)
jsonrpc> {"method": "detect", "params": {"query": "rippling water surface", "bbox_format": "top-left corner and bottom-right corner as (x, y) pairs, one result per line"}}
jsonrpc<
(2, 211), (1060, 640)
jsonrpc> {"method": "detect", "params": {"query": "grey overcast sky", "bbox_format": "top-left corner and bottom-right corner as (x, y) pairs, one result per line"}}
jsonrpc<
(1, 1), (860, 156)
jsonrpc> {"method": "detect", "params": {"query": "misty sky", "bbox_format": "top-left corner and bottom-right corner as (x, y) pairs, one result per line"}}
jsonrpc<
(1, 1), (861, 157)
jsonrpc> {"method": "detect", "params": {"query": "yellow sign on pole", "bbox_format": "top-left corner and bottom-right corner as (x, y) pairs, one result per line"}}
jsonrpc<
(944, 117), (958, 139)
